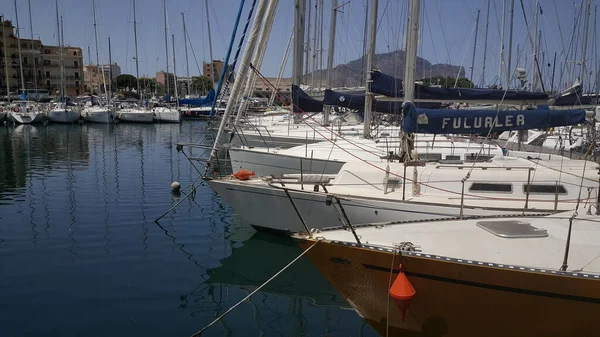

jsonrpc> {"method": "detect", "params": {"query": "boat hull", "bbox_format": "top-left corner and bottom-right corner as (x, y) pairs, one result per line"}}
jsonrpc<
(206, 179), (544, 234)
(153, 108), (181, 123)
(297, 239), (600, 337)
(229, 147), (345, 177)
(47, 110), (80, 123)
(11, 112), (46, 124)
(117, 111), (154, 123)
(83, 109), (112, 124)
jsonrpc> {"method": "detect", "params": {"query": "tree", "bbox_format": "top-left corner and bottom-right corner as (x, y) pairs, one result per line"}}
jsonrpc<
(115, 74), (137, 90)
(419, 76), (475, 88)
(191, 76), (213, 95)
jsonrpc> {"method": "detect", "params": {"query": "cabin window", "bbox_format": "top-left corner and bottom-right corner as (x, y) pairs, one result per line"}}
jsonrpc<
(523, 184), (567, 195)
(469, 183), (512, 193)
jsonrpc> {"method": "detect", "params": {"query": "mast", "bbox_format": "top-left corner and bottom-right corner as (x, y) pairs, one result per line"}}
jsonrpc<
(181, 12), (191, 96)
(60, 16), (65, 98)
(532, 0), (539, 91)
(498, 0), (506, 88)
(305, 0), (312, 85)
(404, 0), (420, 102)
(171, 34), (178, 105)
(469, 9), (480, 83)
(14, 0), (25, 93)
(481, 0), (490, 87)
(132, 0), (140, 98)
(270, 30), (293, 105)
(163, 0), (170, 97)
(360, 1), (369, 85)
(92, 0), (105, 97)
(54, 0), (60, 97)
(580, 0), (592, 84)
(28, 0), (38, 90)
(311, 0), (318, 88)
(326, 0), (337, 89)
(2, 16), (10, 97)
(204, 0), (215, 86)
(318, 0), (324, 88)
(506, 0), (515, 88)
(108, 36), (112, 101)
(293, 0), (306, 89)
(362, 0), (378, 138)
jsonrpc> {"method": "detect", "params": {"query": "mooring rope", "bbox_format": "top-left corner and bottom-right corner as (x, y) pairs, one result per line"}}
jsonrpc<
(189, 239), (320, 336)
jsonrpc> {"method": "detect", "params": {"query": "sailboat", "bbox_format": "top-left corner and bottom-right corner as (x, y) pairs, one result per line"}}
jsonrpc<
(82, 0), (112, 124)
(10, 0), (46, 124)
(291, 1), (600, 336)
(47, 3), (80, 124)
(115, 0), (154, 123)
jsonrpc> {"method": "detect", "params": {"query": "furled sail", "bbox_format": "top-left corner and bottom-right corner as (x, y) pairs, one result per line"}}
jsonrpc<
(402, 102), (586, 134)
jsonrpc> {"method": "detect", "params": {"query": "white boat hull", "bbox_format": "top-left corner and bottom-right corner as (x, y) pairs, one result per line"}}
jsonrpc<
(83, 108), (112, 124)
(229, 147), (346, 177)
(153, 108), (181, 123)
(11, 111), (46, 124)
(117, 110), (154, 123)
(207, 179), (539, 234)
(48, 109), (81, 123)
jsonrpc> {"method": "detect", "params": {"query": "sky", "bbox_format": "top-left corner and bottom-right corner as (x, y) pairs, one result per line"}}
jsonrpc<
(2, 0), (593, 91)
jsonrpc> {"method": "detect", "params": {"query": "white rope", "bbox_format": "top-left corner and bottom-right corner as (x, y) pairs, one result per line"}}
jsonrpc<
(190, 240), (320, 337)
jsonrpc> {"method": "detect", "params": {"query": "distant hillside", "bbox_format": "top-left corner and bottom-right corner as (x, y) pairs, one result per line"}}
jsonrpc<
(304, 50), (466, 88)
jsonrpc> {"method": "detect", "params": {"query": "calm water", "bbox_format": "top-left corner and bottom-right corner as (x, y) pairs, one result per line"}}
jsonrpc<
(0, 121), (377, 337)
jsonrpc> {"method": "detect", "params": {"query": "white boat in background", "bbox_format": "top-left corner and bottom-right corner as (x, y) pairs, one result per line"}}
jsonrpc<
(10, 101), (46, 124)
(117, 107), (154, 123)
(152, 106), (181, 123)
(82, 105), (113, 124)
(48, 103), (81, 123)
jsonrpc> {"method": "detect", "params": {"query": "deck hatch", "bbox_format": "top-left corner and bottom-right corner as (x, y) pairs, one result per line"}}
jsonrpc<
(476, 220), (548, 238)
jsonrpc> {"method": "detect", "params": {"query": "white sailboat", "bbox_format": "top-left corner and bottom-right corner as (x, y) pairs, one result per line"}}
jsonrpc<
(82, 0), (112, 124)
(48, 5), (80, 124)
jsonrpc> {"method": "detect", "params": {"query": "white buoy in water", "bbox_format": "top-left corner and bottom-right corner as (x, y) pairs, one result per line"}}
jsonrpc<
(171, 181), (181, 193)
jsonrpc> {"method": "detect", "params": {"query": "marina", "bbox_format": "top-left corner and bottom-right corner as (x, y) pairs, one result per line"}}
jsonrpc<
(2, 0), (600, 335)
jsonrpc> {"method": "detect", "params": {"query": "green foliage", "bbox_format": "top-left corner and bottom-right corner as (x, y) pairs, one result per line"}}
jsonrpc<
(419, 76), (475, 88)
(115, 74), (137, 90)
(191, 76), (213, 95)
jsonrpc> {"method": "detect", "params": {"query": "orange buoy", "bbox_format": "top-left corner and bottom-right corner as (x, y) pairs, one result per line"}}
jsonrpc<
(232, 168), (255, 180)
(389, 264), (416, 321)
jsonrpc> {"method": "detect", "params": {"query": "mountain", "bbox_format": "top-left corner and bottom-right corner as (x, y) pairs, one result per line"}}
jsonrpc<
(304, 50), (466, 88)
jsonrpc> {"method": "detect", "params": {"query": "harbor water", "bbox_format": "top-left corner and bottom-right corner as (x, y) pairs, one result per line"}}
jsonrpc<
(0, 121), (378, 337)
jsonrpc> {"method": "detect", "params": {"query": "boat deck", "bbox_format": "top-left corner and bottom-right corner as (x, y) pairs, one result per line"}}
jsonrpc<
(306, 212), (600, 275)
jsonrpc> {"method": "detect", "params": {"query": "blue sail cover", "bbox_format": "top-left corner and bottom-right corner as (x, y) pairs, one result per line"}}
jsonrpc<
(370, 71), (549, 101)
(292, 85), (323, 112)
(402, 102), (586, 134)
(178, 89), (216, 106)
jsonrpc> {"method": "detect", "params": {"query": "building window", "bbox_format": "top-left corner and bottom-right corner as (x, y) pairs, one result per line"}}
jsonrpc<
(46, 71), (50, 78)
(76, 89), (80, 95)
(44, 60), (51, 66)
(44, 49), (51, 54)
(74, 60), (78, 67)
(75, 81), (79, 87)
(23, 56), (28, 65)
(523, 184), (567, 195)
(35, 58), (38, 66)
(469, 183), (512, 193)
(73, 51), (77, 56)
(74, 72), (79, 79)
(21, 43), (27, 48)
(46, 80), (50, 86)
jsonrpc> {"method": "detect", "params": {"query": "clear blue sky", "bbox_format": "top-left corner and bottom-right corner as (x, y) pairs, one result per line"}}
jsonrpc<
(4, 0), (590, 90)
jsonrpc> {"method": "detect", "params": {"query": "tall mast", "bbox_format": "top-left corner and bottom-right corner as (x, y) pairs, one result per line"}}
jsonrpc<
(163, 0), (170, 96)
(311, 0), (318, 88)
(326, 0), (337, 89)
(14, 0), (25, 92)
(293, 0), (306, 89)
(2, 16), (10, 97)
(305, 0), (312, 84)
(28, 0), (38, 90)
(362, 0), (378, 138)
(481, 0), (490, 86)
(92, 0), (104, 95)
(581, 0), (592, 84)
(506, 0), (515, 88)
(171, 34), (178, 105)
(204, 0), (215, 86)
(318, 0), (324, 88)
(469, 9), (480, 83)
(181, 12), (191, 96)
(54, 0), (60, 97)
(532, 0), (539, 90)
(108, 36), (112, 101)
(360, 1), (369, 85)
(404, 0), (420, 102)
(498, 0), (506, 88)
(60, 16), (65, 97)
(132, 0), (140, 97)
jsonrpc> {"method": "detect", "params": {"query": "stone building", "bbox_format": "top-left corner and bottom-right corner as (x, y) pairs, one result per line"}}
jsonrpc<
(84, 63), (121, 93)
(1, 18), (84, 97)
